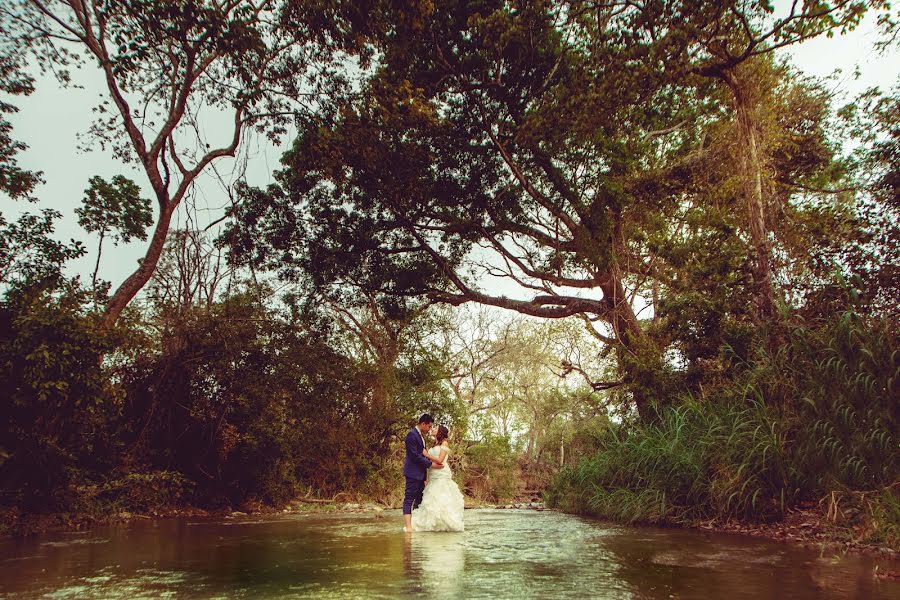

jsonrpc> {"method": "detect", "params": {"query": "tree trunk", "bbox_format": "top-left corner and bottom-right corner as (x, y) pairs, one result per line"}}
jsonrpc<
(103, 204), (175, 328)
(723, 69), (776, 323)
(599, 272), (657, 421)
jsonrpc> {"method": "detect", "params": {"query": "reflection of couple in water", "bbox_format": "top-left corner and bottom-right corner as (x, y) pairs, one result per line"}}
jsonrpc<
(402, 414), (465, 533)
(402, 524), (466, 594)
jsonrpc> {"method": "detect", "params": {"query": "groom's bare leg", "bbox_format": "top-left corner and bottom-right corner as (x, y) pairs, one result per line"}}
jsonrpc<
(402, 476), (421, 532)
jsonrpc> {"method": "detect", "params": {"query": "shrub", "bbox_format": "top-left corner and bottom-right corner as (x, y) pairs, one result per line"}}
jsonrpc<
(95, 471), (193, 513)
(0, 284), (119, 511)
(459, 434), (520, 503)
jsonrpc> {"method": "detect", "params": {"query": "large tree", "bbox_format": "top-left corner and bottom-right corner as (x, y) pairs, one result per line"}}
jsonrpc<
(226, 1), (878, 418)
(1, 0), (377, 327)
(581, 0), (882, 321)
(227, 1), (690, 418)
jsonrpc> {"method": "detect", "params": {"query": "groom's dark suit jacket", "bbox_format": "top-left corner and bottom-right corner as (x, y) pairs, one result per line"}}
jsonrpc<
(403, 427), (433, 481)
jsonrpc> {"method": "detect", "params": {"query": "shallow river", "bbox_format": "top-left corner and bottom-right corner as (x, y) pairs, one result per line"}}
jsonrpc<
(1, 509), (898, 599)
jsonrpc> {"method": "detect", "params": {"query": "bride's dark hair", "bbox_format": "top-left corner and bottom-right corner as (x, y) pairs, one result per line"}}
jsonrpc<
(435, 425), (449, 443)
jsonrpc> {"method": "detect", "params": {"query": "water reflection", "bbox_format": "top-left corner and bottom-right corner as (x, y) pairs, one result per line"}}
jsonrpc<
(0, 510), (897, 599)
(604, 527), (897, 600)
(403, 531), (466, 596)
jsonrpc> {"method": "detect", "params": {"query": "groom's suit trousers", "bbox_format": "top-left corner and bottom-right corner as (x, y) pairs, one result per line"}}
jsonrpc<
(403, 427), (432, 515)
(403, 477), (425, 515)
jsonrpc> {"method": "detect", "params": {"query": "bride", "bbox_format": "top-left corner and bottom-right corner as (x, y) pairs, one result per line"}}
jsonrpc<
(410, 425), (465, 532)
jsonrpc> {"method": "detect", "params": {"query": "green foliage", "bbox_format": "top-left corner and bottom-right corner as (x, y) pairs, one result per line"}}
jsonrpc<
(0, 283), (118, 510)
(0, 215), (457, 513)
(869, 487), (900, 547)
(547, 311), (899, 529)
(92, 471), (193, 514)
(76, 175), (152, 244)
(547, 398), (790, 523)
(842, 87), (900, 209)
(222, 1), (892, 426)
(1, 0), (897, 533)
(121, 294), (363, 505)
(778, 312), (898, 493)
(0, 210), (85, 291)
(836, 87), (900, 315)
(0, 38), (41, 200)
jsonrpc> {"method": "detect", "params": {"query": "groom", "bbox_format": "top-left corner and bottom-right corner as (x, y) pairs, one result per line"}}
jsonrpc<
(403, 413), (443, 532)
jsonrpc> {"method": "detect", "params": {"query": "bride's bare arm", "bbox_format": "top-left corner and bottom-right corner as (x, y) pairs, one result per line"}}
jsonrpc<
(422, 449), (444, 465)
(427, 443), (449, 465)
(422, 449), (445, 468)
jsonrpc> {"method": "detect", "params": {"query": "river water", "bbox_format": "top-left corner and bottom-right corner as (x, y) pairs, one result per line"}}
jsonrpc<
(0, 509), (897, 599)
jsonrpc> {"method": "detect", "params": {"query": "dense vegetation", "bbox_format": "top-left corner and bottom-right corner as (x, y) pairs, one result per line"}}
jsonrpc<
(0, 226), (583, 518)
(548, 309), (898, 544)
(0, 0), (897, 547)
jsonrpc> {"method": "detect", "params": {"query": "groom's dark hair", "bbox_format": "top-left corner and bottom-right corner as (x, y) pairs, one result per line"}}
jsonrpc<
(418, 413), (434, 424)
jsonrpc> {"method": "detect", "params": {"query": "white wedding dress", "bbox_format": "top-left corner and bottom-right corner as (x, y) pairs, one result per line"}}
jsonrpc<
(411, 445), (465, 532)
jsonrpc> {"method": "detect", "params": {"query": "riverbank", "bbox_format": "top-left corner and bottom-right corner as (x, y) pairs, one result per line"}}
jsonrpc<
(0, 494), (515, 538)
(693, 506), (900, 561)
(3, 496), (897, 570)
(554, 501), (900, 576)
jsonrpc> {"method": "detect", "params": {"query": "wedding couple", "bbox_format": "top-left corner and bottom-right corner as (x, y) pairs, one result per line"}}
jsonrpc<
(402, 413), (465, 532)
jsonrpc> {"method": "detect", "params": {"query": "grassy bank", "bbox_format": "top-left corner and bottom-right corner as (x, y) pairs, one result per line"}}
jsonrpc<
(546, 399), (899, 550)
(547, 313), (899, 551)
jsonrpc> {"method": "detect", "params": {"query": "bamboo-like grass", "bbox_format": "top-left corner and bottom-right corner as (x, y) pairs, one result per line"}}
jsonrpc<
(547, 312), (898, 543)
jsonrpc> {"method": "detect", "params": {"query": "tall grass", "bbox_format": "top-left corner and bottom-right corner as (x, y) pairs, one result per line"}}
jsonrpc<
(546, 399), (790, 523)
(781, 313), (897, 494)
(547, 311), (899, 541)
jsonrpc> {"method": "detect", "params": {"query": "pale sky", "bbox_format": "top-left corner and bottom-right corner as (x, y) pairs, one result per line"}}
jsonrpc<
(2, 8), (899, 301)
